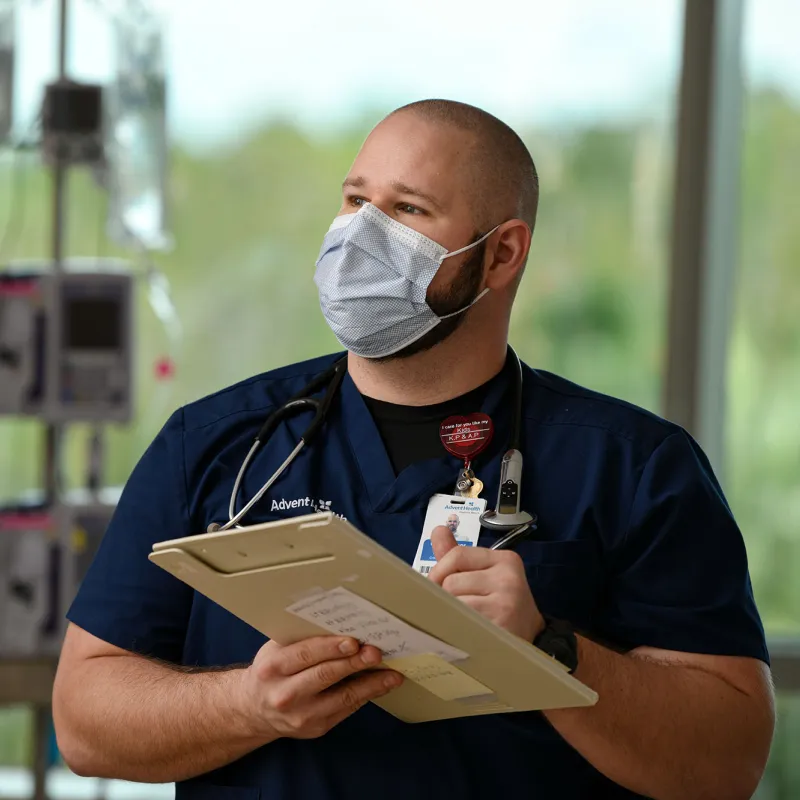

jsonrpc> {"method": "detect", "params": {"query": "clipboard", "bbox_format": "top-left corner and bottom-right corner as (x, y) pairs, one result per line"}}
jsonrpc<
(149, 512), (598, 722)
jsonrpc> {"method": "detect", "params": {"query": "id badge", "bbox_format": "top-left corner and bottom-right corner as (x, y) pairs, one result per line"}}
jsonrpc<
(413, 494), (487, 576)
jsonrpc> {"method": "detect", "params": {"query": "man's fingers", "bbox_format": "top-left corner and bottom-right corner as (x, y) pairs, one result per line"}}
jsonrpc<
(430, 525), (459, 561)
(273, 636), (363, 677)
(287, 645), (384, 697)
(317, 670), (403, 721)
(429, 544), (510, 585)
(441, 569), (493, 597)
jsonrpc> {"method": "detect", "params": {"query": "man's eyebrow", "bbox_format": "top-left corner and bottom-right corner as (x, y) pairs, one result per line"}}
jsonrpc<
(342, 176), (365, 190)
(390, 180), (445, 212)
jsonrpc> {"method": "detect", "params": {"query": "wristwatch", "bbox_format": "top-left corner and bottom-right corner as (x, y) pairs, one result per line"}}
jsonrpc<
(533, 616), (579, 674)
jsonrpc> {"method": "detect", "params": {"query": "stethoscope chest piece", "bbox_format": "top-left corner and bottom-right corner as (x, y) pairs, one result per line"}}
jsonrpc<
(481, 508), (536, 530)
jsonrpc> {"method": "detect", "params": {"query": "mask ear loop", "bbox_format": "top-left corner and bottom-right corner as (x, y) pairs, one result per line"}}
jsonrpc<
(438, 224), (501, 263)
(435, 225), (500, 319)
(438, 288), (490, 319)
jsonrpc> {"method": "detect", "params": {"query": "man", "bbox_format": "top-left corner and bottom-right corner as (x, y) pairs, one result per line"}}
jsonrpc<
(53, 100), (774, 799)
(445, 513), (460, 534)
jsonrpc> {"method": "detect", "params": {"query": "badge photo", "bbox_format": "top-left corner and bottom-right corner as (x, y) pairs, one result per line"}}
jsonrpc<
(413, 493), (487, 576)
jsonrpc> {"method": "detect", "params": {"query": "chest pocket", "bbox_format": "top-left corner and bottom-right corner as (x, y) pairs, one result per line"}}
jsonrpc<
(512, 538), (603, 630)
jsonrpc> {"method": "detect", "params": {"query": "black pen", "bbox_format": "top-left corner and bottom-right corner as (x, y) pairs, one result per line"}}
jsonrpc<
(489, 521), (536, 551)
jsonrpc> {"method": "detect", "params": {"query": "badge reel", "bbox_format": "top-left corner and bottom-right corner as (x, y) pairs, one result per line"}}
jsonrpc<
(440, 412), (495, 500)
(412, 414), (495, 576)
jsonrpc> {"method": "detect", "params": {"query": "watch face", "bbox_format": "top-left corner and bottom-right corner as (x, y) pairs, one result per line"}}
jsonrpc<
(539, 621), (578, 672)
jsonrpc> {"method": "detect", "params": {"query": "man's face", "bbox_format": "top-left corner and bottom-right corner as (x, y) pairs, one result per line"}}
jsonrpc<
(338, 113), (486, 359)
(446, 514), (460, 533)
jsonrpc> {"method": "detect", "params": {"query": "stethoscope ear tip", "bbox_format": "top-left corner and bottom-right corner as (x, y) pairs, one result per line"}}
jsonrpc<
(207, 522), (223, 533)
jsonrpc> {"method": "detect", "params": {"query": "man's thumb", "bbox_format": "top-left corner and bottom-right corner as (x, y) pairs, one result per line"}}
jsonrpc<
(431, 525), (459, 562)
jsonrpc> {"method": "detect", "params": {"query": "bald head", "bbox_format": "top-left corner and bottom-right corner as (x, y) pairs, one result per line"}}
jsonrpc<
(389, 100), (539, 234)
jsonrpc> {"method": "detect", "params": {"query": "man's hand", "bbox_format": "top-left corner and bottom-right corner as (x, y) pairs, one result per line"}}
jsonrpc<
(427, 526), (544, 642)
(237, 636), (403, 740)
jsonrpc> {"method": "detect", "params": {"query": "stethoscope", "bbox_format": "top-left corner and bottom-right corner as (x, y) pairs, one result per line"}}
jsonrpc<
(208, 347), (537, 543)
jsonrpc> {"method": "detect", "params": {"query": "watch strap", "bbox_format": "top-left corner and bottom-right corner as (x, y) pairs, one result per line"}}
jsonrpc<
(533, 615), (579, 674)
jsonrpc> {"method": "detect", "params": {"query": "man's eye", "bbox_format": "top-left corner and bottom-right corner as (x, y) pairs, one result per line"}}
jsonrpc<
(348, 196), (366, 207)
(399, 204), (422, 215)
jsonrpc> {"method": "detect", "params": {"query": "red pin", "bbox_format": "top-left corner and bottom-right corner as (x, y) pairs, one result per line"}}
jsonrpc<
(439, 412), (494, 466)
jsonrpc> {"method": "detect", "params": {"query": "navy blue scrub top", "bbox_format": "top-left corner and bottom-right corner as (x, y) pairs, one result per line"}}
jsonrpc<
(68, 353), (769, 800)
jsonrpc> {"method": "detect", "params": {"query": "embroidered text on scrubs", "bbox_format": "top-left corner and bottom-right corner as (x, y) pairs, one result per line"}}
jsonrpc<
(271, 497), (346, 519)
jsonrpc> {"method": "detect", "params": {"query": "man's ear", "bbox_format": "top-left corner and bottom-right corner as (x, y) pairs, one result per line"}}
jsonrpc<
(484, 220), (531, 291)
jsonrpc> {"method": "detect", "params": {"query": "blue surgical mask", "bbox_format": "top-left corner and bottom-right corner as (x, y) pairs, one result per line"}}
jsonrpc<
(314, 203), (498, 359)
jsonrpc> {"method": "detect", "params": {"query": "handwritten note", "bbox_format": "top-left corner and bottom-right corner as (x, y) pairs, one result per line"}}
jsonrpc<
(286, 586), (468, 662)
(384, 653), (493, 701)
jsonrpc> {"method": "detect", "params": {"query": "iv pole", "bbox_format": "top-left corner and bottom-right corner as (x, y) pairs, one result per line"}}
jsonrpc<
(44, 1), (68, 503)
(32, 1), (70, 797)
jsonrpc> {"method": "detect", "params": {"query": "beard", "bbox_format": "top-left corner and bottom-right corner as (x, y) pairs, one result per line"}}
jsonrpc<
(374, 240), (486, 363)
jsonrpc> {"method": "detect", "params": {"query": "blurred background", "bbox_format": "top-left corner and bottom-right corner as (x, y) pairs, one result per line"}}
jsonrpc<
(0, 0), (797, 797)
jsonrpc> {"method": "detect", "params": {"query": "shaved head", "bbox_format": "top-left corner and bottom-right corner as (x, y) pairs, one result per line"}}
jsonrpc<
(389, 99), (539, 234)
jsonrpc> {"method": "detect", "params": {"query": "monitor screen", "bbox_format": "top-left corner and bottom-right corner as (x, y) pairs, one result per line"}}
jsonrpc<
(65, 296), (122, 350)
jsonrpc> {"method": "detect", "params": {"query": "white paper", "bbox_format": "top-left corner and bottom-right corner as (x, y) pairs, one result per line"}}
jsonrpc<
(286, 586), (468, 662)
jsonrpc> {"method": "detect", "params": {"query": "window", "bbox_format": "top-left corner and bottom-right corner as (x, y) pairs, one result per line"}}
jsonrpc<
(729, 0), (800, 637)
(737, 2), (800, 795)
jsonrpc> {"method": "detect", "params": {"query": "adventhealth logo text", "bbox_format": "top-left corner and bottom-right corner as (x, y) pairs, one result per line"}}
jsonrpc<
(271, 497), (346, 520)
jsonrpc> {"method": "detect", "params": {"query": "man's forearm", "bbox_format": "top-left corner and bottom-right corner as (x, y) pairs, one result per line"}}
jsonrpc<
(543, 637), (773, 800)
(54, 654), (273, 783)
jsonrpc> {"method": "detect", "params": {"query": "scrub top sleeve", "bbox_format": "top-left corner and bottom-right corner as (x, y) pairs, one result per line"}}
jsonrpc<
(602, 430), (769, 663)
(66, 409), (194, 663)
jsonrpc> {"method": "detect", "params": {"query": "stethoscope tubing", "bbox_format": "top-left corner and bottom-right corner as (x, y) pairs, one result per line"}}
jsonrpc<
(221, 439), (306, 531)
(214, 350), (526, 533)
